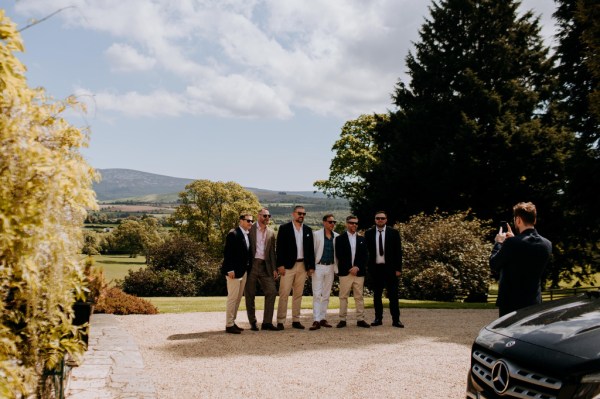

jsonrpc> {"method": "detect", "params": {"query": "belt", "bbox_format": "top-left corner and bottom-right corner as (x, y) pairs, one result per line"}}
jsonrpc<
(319, 261), (333, 265)
(296, 258), (304, 262)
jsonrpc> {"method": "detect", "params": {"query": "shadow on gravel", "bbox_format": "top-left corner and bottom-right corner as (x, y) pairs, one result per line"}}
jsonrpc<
(162, 309), (498, 359)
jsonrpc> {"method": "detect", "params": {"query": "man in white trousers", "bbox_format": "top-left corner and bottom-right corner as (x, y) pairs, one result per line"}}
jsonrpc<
(309, 214), (339, 330)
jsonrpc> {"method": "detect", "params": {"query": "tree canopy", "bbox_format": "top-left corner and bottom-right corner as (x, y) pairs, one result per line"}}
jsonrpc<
(170, 180), (260, 254)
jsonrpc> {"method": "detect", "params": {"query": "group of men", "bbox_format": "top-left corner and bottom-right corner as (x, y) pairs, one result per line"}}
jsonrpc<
(221, 206), (404, 334)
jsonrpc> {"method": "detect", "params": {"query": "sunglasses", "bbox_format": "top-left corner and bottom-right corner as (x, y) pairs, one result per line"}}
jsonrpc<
(347, 221), (358, 225)
(375, 217), (387, 220)
(326, 220), (337, 224)
(296, 212), (306, 216)
(261, 214), (271, 218)
(243, 219), (254, 223)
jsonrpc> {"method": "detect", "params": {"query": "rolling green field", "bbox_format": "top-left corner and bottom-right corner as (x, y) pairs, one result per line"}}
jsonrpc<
(90, 254), (146, 284)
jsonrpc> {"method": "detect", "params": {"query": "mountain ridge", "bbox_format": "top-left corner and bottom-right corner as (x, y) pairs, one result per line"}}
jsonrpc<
(94, 168), (329, 202)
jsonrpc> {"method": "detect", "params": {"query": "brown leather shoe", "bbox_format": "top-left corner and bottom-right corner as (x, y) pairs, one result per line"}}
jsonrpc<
(309, 321), (321, 330)
(357, 320), (371, 328)
(320, 319), (332, 328)
(225, 326), (241, 334)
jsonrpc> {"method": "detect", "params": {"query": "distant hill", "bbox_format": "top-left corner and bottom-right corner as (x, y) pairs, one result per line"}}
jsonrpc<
(94, 169), (334, 203)
(94, 169), (195, 201)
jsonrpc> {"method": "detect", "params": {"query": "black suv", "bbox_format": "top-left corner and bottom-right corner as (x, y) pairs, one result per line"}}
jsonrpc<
(466, 291), (600, 399)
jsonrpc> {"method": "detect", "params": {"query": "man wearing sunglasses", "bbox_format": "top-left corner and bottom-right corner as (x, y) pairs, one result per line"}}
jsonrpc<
(275, 205), (316, 330)
(245, 208), (279, 331)
(335, 215), (370, 328)
(221, 213), (254, 334)
(309, 214), (339, 330)
(365, 211), (404, 328)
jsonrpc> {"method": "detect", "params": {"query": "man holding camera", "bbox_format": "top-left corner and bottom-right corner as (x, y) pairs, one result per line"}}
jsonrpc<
(490, 202), (552, 317)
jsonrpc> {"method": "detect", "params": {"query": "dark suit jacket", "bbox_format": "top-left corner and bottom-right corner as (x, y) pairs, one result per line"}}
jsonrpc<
(276, 222), (315, 270)
(249, 223), (276, 276)
(490, 228), (552, 312)
(365, 226), (402, 273)
(335, 232), (368, 277)
(221, 227), (251, 278)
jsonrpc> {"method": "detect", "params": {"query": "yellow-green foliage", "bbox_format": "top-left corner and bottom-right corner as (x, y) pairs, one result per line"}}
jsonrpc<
(1, 11), (97, 398)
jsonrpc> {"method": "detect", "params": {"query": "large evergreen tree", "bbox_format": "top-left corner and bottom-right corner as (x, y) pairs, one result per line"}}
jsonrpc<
(360, 0), (570, 232)
(551, 0), (600, 284)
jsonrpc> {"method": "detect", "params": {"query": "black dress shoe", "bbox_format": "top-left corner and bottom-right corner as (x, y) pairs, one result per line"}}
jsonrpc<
(233, 323), (244, 331)
(371, 319), (383, 326)
(261, 323), (279, 331)
(392, 321), (405, 328)
(276, 323), (285, 330)
(225, 326), (241, 334)
(292, 322), (305, 330)
(336, 321), (346, 328)
(357, 320), (371, 328)
(250, 322), (259, 331)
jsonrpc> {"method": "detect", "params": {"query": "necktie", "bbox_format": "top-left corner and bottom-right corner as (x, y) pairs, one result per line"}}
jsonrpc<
(379, 230), (384, 256)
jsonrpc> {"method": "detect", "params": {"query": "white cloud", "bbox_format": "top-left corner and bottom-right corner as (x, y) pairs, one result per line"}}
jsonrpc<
(105, 43), (156, 72)
(14, 0), (559, 120)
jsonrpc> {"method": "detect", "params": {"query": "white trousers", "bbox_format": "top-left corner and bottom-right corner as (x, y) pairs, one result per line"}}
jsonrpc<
(311, 264), (335, 322)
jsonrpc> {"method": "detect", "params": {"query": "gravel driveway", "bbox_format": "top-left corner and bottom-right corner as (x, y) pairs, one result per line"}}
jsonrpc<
(118, 308), (498, 399)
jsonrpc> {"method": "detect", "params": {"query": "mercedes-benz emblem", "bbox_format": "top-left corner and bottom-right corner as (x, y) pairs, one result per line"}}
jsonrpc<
(492, 360), (510, 394)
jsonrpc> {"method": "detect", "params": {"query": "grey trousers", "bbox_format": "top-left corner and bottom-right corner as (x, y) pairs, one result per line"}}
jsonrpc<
(245, 259), (277, 325)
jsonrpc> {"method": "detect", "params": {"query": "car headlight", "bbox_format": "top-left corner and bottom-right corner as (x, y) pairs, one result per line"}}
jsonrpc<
(574, 372), (600, 399)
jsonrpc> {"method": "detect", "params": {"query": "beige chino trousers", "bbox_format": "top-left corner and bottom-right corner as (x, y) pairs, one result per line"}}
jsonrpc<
(276, 261), (307, 324)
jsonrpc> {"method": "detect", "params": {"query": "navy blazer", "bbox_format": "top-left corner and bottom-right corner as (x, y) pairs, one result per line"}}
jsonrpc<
(365, 226), (402, 273)
(221, 227), (251, 278)
(490, 228), (552, 312)
(276, 222), (315, 270)
(335, 232), (368, 277)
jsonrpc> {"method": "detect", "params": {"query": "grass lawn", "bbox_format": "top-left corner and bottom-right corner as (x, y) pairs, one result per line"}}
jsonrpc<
(145, 296), (496, 313)
(90, 254), (146, 284)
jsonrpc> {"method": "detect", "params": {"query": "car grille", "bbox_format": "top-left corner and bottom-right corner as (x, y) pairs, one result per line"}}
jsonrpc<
(471, 349), (563, 399)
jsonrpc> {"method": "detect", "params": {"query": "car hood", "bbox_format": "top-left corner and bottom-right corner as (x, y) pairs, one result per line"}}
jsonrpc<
(485, 292), (600, 359)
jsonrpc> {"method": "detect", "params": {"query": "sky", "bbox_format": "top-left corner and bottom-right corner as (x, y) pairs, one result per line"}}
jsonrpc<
(4, 0), (557, 191)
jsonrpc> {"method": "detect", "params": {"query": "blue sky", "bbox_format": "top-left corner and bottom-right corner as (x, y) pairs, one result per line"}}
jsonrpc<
(4, 0), (556, 191)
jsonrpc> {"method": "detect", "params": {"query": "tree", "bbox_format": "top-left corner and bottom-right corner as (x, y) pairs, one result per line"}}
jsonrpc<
(112, 217), (163, 258)
(355, 1), (571, 231)
(1, 11), (97, 397)
(314, 114), (387, 210)
(170, 180), (260, 254)
(550, 0), (600, 285)
(82, 230), (101, 255)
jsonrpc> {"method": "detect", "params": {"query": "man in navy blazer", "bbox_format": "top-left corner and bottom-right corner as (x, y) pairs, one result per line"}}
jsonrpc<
(490, 202), (552, 317)
(365, 211), (404, 328)
(334, 215), (370, 328)
(221, 213), (254, 334)
(275, 205), (316, 330)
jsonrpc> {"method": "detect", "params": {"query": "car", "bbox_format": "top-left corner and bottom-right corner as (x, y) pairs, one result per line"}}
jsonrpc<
(466, 290), (600, 399)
